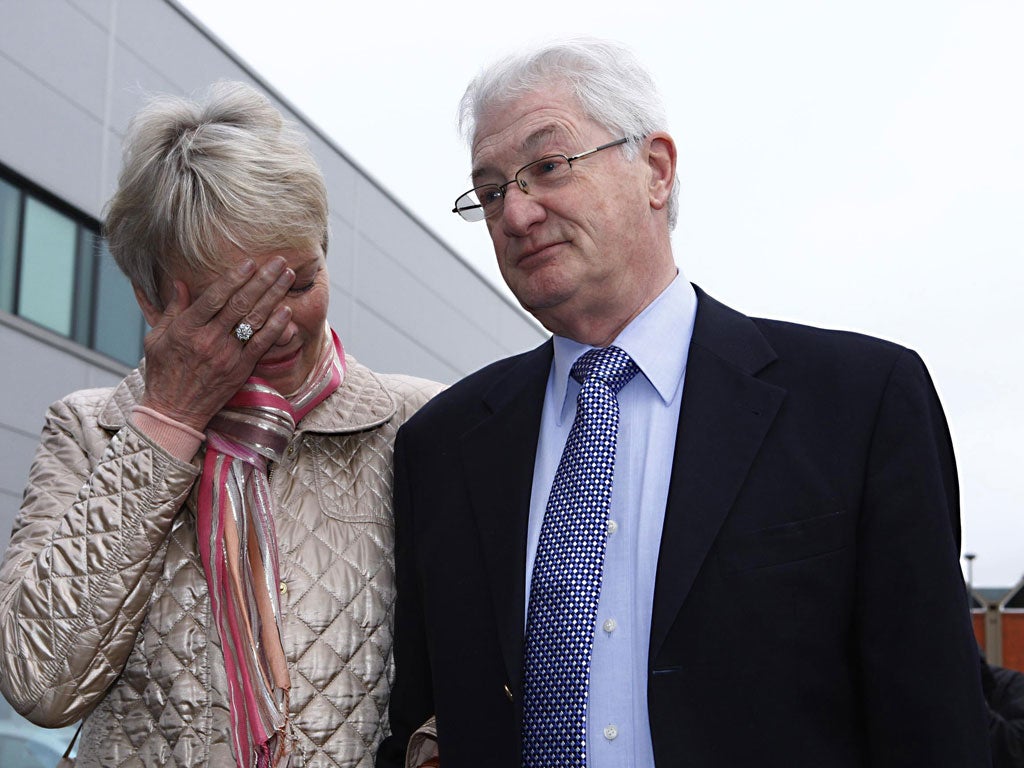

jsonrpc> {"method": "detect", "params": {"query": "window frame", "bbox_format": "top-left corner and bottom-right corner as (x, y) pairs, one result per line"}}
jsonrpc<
(0, 162), (145, 367)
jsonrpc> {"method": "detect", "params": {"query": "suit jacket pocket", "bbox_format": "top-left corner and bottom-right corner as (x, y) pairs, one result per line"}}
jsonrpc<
(718, 509), (853, 575)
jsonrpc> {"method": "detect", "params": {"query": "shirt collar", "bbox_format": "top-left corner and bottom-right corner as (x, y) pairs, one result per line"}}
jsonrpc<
(551, 270), (697, 422)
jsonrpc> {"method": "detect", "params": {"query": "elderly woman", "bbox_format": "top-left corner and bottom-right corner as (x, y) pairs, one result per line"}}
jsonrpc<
(0, 81), (439, 767)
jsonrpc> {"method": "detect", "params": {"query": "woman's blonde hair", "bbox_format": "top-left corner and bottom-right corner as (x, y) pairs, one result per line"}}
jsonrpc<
(105, 81), (328, 305)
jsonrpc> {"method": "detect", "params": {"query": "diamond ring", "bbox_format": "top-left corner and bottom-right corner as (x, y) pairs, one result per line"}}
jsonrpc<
(233, 321), (254, 343)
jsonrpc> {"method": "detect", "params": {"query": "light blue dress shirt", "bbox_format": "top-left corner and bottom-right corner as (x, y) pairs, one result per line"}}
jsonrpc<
(525, 272), (698, 767)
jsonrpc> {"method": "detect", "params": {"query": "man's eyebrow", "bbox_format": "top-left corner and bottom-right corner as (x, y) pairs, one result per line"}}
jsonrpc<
(471, 126), (562, 184)
(469, 165), (495, 185)
(521, 126), (560, 155)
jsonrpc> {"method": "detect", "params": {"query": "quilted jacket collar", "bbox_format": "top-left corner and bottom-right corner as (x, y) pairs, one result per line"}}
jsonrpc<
(97, 355), (397, 435)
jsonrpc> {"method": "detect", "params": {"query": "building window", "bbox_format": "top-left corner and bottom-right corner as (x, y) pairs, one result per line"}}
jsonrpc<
(0, 177), (19, 313)
(19, 196), (78, 336)
(93, 240), (146, 363)
(0, 164), (145, 367)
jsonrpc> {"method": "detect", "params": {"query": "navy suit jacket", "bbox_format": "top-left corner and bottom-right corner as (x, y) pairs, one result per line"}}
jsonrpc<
(378, 287), (990, 767)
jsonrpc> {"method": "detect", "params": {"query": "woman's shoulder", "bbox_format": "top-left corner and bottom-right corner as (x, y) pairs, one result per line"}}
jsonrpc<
(344, 357), (444, 415)
(50, 368), (144, 432)
(300, 358), (442, 434)
(373, 371), (446, 407)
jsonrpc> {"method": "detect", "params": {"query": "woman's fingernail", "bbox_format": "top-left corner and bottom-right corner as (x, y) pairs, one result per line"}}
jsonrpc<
(277, 268), (295, 287)
(239, 258), (256, 275)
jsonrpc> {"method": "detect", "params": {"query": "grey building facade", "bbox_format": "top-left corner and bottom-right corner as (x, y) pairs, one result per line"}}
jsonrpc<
(0, 0), (543, 754)
(1, 0), (545, 538)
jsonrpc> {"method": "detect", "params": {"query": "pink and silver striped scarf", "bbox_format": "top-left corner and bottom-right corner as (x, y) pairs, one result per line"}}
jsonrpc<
(197, 327), (345, 768)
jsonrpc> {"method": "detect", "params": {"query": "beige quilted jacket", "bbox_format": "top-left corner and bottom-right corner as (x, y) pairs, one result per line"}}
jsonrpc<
(0, 356), (441, 767)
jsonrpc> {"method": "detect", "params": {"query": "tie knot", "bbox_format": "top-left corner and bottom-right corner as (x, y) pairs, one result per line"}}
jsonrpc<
(570, 345), (638, 395)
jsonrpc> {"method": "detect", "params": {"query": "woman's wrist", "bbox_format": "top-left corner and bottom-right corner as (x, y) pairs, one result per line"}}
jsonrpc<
(131, 406), (205, 462)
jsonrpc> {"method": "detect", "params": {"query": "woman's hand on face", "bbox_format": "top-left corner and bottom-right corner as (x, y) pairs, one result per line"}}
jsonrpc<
(139, 256), (296, 432)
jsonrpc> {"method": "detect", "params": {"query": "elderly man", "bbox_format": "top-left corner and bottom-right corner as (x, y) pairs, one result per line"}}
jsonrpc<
(377, 39), (989, 768)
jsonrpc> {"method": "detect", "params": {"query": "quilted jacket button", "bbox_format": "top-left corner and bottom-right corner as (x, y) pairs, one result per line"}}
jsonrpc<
(279, 581), (288, 595)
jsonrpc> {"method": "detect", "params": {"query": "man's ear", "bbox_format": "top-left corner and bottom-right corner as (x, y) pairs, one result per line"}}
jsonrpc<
(133, 284), (164, 328)
(646, 132), (677, 213)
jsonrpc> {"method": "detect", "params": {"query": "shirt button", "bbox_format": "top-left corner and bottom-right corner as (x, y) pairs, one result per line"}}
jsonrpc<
(603, 618), (617, 633)
(606, 519), (618, 535)
(603, 724), (618, 740)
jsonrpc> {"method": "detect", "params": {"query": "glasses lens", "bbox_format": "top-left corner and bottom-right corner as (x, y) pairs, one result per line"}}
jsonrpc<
(455, 186), (503, 221)
(455, 191), (484, 222)
(517, 155), (571, 193)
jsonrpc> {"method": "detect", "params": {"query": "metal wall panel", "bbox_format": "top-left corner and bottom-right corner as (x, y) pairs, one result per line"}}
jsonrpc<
(0, 0), (546, 570)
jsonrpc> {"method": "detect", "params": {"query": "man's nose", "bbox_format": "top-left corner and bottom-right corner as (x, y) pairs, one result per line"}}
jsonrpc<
(500, 185), (545, 235)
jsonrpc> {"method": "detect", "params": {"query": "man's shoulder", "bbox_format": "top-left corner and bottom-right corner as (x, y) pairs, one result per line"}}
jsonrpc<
(400, 342), (551, 432)
(746, 319), (951, 429)
(752, 315), (908, 361)
(693, 287), (919, 388)
(756, 315), (931, 399)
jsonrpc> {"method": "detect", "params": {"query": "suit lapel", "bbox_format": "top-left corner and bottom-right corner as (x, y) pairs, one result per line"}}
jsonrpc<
(455, 291), (786, 680)
(460, 342), (553, 695)
(649, 288), (786, 660)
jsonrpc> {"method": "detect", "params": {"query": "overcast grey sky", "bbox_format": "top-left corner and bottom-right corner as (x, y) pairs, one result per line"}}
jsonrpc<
(179, 0), (1023, 587)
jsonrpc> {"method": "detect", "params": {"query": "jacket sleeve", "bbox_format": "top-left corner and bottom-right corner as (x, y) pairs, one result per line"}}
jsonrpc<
(855, 349), (991, 765)
(377, 426), (437, 768)
(987, 666), (1024, 768)
(0, 396), (199, 727)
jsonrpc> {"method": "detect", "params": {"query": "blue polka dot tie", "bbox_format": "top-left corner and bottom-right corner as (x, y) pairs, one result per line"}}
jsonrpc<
(523, 345), (639, 768)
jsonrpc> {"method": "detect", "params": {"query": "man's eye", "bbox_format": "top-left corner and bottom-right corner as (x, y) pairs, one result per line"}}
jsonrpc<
(480, 187), (503, 205)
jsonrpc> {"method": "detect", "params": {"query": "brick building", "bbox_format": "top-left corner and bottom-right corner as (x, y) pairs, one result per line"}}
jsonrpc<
(972, 579), (1024, 672)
